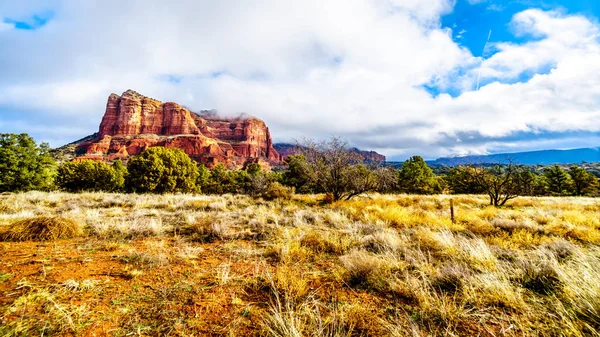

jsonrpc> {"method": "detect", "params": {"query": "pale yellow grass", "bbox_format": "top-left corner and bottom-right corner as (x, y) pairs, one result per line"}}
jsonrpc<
(0, 191), (599, 336)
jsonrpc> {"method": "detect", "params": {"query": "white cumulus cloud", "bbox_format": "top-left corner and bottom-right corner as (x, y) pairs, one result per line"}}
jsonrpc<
(0, 1), (599, 160)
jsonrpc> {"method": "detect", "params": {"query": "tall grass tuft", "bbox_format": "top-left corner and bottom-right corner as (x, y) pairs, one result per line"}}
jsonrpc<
(1, 216), (82, 241)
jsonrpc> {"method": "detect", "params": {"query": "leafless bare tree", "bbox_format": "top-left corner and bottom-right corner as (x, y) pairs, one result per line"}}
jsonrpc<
(298, 136), (392, 201)
(463, 160), (522, 207)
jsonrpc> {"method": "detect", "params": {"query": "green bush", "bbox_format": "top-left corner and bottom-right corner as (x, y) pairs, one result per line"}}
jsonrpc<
(280, 154), (316, 193)
(126, 147), (199, 193)
(57, 159), (124, 192)
(196, 164), (210, 193)
(203, 164), (236, 194)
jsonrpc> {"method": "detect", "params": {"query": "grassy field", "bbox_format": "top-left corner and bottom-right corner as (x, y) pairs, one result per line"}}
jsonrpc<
(0, 192), (599, 336)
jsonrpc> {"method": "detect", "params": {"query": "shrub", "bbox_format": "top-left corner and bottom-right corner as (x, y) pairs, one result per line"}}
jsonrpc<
(204, 164), (239, 194)
(280, 154), (315, 194)
(247, 171), (272, 197)
(126, 147), (199, 193)
(196, 164), (210, 193)
(323, 193), (335, 204)
(1, 216), (83, 241)
(56, 159), (123, 192)
(264, 182), (294, 201)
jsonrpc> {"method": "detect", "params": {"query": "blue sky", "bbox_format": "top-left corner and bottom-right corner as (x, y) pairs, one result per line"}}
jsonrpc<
(1, 0), (600, 160)
(444, 0), (600, 56)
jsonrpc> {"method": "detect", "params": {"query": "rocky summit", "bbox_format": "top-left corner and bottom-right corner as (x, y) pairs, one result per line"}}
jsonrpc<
(77, 90), (282, 167)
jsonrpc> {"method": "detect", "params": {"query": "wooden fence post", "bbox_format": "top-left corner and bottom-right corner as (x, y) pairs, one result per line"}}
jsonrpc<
(450, 198), (455, 224)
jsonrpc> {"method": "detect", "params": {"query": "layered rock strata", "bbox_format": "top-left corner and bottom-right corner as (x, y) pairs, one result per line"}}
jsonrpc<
(77, 90), (282, 167)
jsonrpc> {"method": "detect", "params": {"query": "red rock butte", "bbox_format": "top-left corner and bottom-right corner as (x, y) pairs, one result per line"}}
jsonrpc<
(77, 90), (282, 167)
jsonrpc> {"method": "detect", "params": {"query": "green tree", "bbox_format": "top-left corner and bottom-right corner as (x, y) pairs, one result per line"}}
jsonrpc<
(543, 165), (574, 196)
(462, 164), (524, 206)
(196, 164), (210, 193)
(244, 162), (262, 176)
(0, 133), (56, 192)
(397, 156), (437, 194)
(204, 164), (236, 194)
(299, 137), (392, 201)
(346, 164), (397, 197)
(111, 160), (127, 192)
(57, 159), (123, 192)
(445, 166), (485, 194)
(514, 170), (537, 196)
(568, 166), (598, 196)
(126, 147), (199, 193)
(280, 154), (315, 193)
(533, 174), (551, 196)
(230, 169), (251, 194)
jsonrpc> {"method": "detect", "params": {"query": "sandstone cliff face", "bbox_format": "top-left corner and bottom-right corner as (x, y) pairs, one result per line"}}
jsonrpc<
(79, 90), (282, 167)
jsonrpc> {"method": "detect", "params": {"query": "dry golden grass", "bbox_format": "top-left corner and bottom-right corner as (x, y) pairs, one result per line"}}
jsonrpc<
(1, 216), (82, 241)
(0, 192), (599, 336)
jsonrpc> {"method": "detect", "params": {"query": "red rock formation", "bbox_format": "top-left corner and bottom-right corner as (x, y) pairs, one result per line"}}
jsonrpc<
(78, 90), (282, 167)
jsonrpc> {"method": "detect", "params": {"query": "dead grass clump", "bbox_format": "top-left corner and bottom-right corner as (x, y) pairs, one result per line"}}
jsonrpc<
(360, 229), (403, 253)
(491, 218), (542, 233)
(416, 228), (457, 257)
(87, 216), (166, 239)
(514, 259), (561, 295)
(183, 199), (211, 210)
(300, 230), (352, 255)
(339, 250), (391, 288)
(180, 215), (225, 242)
(431, 263), (472, 293)
(558, 248), (600, 332)
(543, 239), (577, 261)
(266, 240), (314, 264)
(260, 278), (354, 337)
(1, 216), (83, 241)
(0, 203), (20, 214)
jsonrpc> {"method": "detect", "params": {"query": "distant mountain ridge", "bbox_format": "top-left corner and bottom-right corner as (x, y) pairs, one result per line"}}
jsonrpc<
(273, 143), (386, 162)
(428, 147), (600, 166)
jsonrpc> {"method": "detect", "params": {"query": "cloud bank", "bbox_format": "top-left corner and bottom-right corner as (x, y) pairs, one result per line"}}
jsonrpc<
(1, 1), (599, 160)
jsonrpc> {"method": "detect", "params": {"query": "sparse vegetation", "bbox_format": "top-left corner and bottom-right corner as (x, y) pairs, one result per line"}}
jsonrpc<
(1, 192), (599, 336)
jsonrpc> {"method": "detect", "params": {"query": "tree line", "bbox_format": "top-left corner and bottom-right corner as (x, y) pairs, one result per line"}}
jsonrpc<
(1, 133), (598, 205)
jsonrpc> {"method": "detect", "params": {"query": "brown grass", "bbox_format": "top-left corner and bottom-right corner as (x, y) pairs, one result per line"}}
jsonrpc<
(1, 216), (82, 241)
(1, 192), (600, 336)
